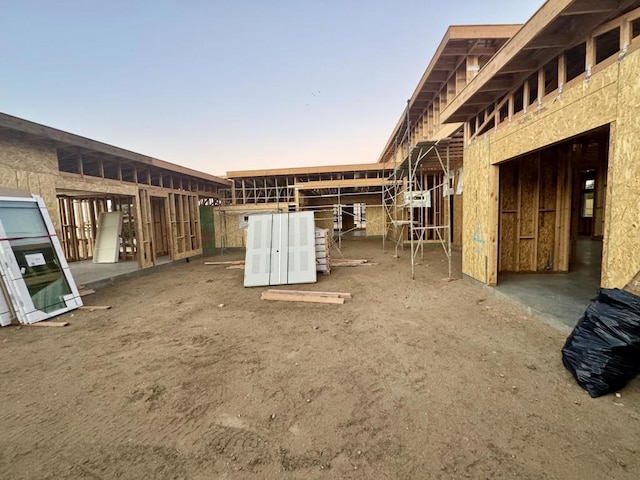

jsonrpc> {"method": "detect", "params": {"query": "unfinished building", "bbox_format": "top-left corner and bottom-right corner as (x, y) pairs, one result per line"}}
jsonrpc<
(439, 0), (640, 290)
(1, 0), (639, 305)
(0, 113), (230, 270)
(219, 25), (521, 264)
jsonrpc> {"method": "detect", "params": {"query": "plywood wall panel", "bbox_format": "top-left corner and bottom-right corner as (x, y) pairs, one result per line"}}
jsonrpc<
(462, 137), (498, 285)
(365, 206), (385, 236)
(500, 164), (518, 212)
(500, 213), (517, 271)
(539, 158), (558, 211)
(453, 194), (463, 247)
(519, 239), (536, 272)
(603, 48), (640, 288)
(537, 211), (556, 271)
(518, 158), (538, 238)
(0, 136), (59, 174)
(489, 65), (619, 165)
(215, 203), (290, 248)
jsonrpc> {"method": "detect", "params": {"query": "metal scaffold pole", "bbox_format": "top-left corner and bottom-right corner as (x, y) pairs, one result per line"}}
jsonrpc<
(447, 143), (452, 280)
(406, 100), (415, 280)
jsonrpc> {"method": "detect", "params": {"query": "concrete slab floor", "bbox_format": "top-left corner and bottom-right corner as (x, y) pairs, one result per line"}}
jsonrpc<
(495, 237), (602, 330)
(68, 259), (140, 287)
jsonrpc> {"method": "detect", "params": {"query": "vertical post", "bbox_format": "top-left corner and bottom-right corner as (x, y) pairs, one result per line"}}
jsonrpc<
(407, 100), (414, 280)
(338, 187), (342, 249)
(447, 143), (452, 280)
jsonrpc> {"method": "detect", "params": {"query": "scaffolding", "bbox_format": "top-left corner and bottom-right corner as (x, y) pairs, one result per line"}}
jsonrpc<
(382, 103), (453, 280)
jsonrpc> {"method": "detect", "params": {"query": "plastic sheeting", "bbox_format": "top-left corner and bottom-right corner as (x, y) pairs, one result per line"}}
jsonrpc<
(562, 288), (640, 398)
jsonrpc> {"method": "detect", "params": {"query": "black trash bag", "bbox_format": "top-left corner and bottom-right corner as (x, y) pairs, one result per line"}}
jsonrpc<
(562, 288), (640, 398)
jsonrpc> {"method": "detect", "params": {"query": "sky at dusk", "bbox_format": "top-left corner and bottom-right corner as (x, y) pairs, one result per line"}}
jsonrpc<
(1, 1), (541, 176)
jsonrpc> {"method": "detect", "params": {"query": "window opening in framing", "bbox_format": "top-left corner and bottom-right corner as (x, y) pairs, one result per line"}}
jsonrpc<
(565, 42), (586, 82)
(527, 73), (538, 106)
(632, 18), (640, 39)
(103, 160), (119, 180)
(82, 158), (101, 177)
(513, 84), (524, 115)
(595, 28), (620, 64)
(121, 165), (136, 183)
(544, 57), (559, 93)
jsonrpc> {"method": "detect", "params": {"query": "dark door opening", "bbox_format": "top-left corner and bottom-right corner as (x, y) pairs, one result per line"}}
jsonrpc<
(497, 125), (609, 280)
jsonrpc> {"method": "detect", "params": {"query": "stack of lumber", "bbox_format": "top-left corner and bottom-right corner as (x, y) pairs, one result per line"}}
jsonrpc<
(315, 228), (330, 275)
(261, 289), (351, 304)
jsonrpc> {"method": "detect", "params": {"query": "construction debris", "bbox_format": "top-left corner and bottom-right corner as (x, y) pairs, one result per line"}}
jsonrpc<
(79, 289), (96, 297)
(315, 228), (331, 275)
(226, 265), (245, 270)
(266, 289), (351, 299)
(78, 306), (111, 311)
(204, 261), (245, 266)
(260, 289), (351, 305)
(331, 259), (377, 267)
(30, 321), (69, 327)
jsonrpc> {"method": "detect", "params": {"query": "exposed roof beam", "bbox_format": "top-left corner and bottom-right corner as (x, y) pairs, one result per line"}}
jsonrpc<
(482, 78), (517, 91)
(441, 46), (498, 56)
(561, 0), (619, 15)
(376, 24), (521, 163)
(500, 59), (539, 74)
(441, 0), (575, 123)
(523, 32), (575, 49)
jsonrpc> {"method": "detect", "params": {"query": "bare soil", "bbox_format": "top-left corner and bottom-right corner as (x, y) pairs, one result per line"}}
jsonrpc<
(1, 238), (639, 479)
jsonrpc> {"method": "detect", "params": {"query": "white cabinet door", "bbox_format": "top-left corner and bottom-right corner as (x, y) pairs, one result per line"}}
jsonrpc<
(244, 214), (273, 287)
(287, 212), (317, 285)
(269, 213), (289, 285)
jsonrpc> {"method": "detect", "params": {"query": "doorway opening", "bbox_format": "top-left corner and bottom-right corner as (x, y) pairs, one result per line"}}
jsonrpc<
(496, 125), (609, 326)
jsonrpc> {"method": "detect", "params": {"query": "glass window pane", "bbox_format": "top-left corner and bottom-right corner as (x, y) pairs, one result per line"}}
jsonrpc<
(0, 201), (48, 237)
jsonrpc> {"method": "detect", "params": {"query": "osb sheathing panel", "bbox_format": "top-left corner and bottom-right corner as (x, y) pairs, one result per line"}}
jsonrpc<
(468, 48), (640, 287)
(603, 49), (640, 288)
(365, 206), (385, 236)
(0, 136), (59, 174)
(487, 63), (620, 165)
(215, 203), (289, 248)
(453, 194), (463, 247)
(56, 175), (138, 196)
(0, 139), (61, 231)
(462, 137), (498, 285)
(313, 212), (334, 233)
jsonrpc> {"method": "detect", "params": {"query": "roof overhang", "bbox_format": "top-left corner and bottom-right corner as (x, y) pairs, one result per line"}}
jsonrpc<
(377, 24), (522, 163)
(227, 162), (395, 179)
(441, 0), (640, 123)
(0, 112), (231, 187)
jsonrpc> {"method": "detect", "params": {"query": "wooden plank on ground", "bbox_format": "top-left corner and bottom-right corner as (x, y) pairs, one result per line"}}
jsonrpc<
(331, 261), (377, 267)
(261, 292), (344, 304)
(204, 260), (245, 265)
(266, 289), (351, 299)
(78, 305), (112, 311)
(79, 289), (96, 297)
(226, 265), (245, 270)
(30, 321), (69, 327)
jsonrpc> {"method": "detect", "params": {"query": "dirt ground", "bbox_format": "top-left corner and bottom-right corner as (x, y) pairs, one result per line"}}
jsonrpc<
(1, 237), (639, 479)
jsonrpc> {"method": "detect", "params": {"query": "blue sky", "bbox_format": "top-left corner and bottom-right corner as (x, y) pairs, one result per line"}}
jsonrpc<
(1, 1), (540, 176)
